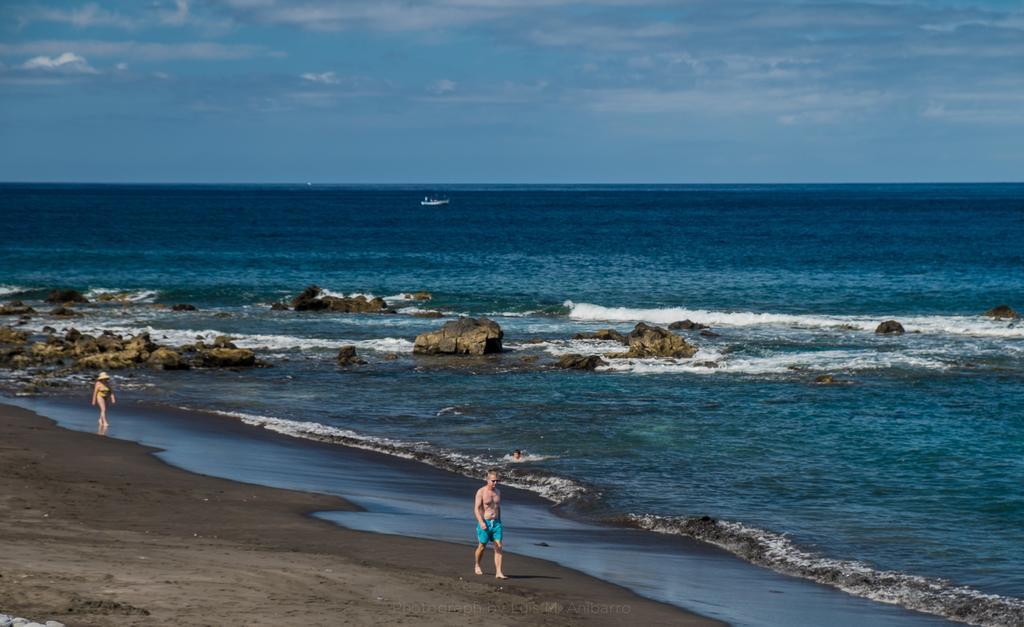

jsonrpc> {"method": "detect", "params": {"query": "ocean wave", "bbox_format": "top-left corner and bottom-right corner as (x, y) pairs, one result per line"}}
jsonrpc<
(565, 301), (1024, 339)
(597, 349), (950, 376)
(85, 287), (160, 303)
(321, 289), (376, 300)
(0, 284), (30, 298)
(625, 513), (1024, 626)
(205, 410), (589, 503)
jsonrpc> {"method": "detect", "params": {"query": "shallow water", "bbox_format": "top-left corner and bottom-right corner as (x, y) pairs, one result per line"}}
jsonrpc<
(1, 183), (1022, 623)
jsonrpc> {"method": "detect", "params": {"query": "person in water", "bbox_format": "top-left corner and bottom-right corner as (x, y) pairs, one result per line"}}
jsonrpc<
(512, 449), (523, 462)
(91, 372), (116, 428)
(474, 469), (507, 579)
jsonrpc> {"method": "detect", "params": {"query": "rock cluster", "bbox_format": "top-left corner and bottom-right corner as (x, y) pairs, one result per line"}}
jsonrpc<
(413, 317), (503, 355)
(289, 285), (395, 313)
(0, 326), (264, 372)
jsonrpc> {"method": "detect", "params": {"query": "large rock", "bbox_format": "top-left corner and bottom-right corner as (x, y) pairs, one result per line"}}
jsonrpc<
(199, 347), (256, 367)
(147, 347), (189, 370)
(875, 320), (905, 334)
(556, 354), (608, 370)
(0, 326), (28, 344)
(45, 289), (88, 304)
(572, 329), (627, 343)
(413, 317), (503, 355)
(609, 323), (698, 358)
(983, 304), (1019, 320)
(337, 345), (367, 366)
(0, 301), (35, 316)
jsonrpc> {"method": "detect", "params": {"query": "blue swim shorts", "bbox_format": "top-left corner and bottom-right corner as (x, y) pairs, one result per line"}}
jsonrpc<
(476, 519), (503, 544)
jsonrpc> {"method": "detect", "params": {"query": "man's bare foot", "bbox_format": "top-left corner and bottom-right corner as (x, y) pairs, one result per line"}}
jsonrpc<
(495, 573), (508, 579)
(474, 565), (483, 575)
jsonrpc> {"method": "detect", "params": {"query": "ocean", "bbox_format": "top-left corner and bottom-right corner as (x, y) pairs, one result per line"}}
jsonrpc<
(2, 183), (1023, 624)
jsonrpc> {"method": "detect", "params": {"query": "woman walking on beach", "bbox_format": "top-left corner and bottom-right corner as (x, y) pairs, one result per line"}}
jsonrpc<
(91, 372), (116, 428)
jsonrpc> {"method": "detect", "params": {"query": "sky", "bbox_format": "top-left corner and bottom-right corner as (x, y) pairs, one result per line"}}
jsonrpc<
(1, 0), (1022, 183)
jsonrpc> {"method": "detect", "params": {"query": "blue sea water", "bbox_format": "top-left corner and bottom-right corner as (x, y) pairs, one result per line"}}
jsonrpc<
(2, 183), (1023, 623)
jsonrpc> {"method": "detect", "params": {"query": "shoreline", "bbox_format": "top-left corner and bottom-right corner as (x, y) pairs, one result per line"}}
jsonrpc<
(0, 400), (716, 626)
(1, 395), (955, 626)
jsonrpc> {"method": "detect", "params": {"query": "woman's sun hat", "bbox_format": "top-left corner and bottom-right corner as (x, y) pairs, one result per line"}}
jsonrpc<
(97, 372), (110, 380)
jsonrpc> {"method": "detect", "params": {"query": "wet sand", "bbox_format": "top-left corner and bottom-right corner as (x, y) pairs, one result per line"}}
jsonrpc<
(0, 403), (717, 626)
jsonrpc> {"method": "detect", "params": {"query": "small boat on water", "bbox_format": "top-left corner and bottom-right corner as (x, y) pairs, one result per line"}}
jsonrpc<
(421, 196), (449, 206)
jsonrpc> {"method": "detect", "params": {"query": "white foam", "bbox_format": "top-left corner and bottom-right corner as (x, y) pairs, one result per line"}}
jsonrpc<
(0, 285), (29, 298)
(321, 289), (376, 300)
(598, 348), (948, 376)
(203, 409), (588, 503)
(631, 513), (1024, 625)
(565, 301), (1024, 339)
(85, 287), (160, 303)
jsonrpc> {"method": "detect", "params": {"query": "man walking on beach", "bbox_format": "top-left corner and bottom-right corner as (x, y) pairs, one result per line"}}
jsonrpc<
(474, 469), (507, 579)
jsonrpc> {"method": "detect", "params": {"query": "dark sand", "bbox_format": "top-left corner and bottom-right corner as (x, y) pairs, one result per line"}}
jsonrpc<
(0, 403), (719, 626)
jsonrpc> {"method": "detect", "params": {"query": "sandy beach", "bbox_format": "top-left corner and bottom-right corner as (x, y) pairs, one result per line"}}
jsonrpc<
(0, 402), (717, 626)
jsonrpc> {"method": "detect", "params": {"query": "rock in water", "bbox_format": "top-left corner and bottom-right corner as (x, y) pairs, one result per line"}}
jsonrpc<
(616, 322), (698, 358)
(404, 291), (432, 300)
(0, 326), (28, 344)
(270, 302), (290, 311)
(413, 317), (503, 355)
(556, 354), (607, 370)
(875, 320), (905, 334)
(147, 347), (189, 370)
(982, 304), (1019, 319)
(0, 301), (36, 316)
(45, 289), (88, 304)
(668, 319), (708, 330)
(199, 348), (256, 368)
(337, 345), (367, 365)
(171, 303), (197, 311)
(49, 306), (80, 317)
(572, 329), (627, 343)
(815, 374), (837, 384)
(291, 285), (328, 311)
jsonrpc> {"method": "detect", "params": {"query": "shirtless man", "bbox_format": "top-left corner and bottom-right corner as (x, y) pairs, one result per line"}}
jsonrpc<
(473, 469), (507, 579)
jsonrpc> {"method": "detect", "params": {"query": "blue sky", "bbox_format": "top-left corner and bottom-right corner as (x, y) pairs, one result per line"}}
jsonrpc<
(1, 0), (1021, 183)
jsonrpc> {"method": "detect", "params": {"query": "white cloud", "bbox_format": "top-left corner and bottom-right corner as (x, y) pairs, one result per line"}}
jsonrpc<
(301, 71), (340, 84)
(21, 52), (98, 74)
(430, 78), (457, 94)
(160, 0), (191, 26)
(0, 40), (280, 62)
(19, 3), (139, 30)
